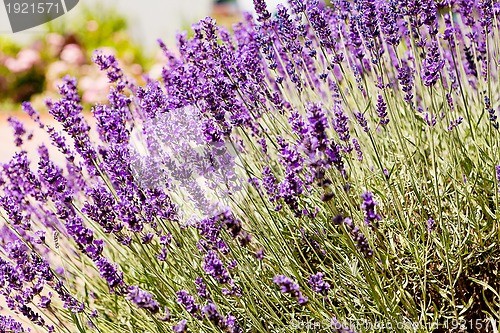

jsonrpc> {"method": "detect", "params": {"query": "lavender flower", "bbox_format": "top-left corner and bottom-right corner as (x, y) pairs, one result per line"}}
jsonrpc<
(177, 290), (200, 316)
(335, 215), (373, 258)
(325, 141), (345, 175)
(279, 171), (305, 215)
(203, 250), (231, 284)
(397, 62), (415, 104)
(478, 0), (494, 31)
(376, 95), (389, 126)
(255, 248), (265, 260)
(195, 277), (211, 299)
(0, 241), (83, 330)
(273, 275), (308, 305)
(306, 0), (335, 49)
(7, 117), (31, 147)
(427, 218), (435, 232)
(361, 192), (381, 229)
(253, 0), (271, 22)
(357, 0), (379, 50)
(48, 77), (97, 170)
(21, 101), (43, 128)
(448, 117), (463, 131)
(0, 315), (26, 333)
(202, 303), (226, 328)
(95, 257), (125, 293)
(82, 185), (120, 234)
(93, 52), (124, 84)
(276, 5), (302, 55)
(424, 112), (437, 127)
(442, 14), (455, 42)
(306, 103), (329, 153)
(333, 104), (350, 145)
(380, 0), (401, 46)
(496, 166), (500, 192)
(463, 45), (478, 78)
(262, 166), (280, 203)
(352, 138), (363, 161)
(136, 81), (168, 119)
(172, 320), (187, 333)
(278, 137), (304, 173)
(126, 286), (160, 314)
(347, 18), (365, 59)
(421, 41), (444, 86)
(485, 96), (499, 129)
(308, 272), (330, 296)
(355, 111), (369, 132)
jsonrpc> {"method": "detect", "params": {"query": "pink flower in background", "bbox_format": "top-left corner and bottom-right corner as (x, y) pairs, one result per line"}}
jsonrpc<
(46, 61), (70, 83)
(80, 75), (110, 104)
(60, 44), (86, 65)
(46, 33), (66, 55)
(4, 49), (40, 73)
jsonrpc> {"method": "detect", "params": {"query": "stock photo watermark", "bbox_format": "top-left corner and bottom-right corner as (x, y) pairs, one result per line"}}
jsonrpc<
(2, 0), (79, 33)
(128, 105), (244, 225)
(288, 317), (498, 332)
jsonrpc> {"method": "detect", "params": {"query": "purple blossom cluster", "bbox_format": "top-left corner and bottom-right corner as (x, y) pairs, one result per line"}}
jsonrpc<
(427, 218), (436, 233)
(126, 285), (160, 314)
(176, 289), (242, 332)
(7, 117), (32, 147)
(273, 275), (308, 305)
(360, 192), (381, 229)
(308, 272), (330, 296)
(0, 240), (82, 332)
(0, 74), (177, 329)
(334, 214), (374, 258)
(496, 166), (500, 192)
(0, 315), (26, 333)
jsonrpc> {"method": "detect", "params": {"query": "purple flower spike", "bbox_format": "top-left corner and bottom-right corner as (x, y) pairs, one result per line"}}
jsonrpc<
(126, 286), (160, 314)
(361, 192), (382, 229)
(95, 257), (125, 292)
(496, 166), (500, 192)
(203, 250), (231, 284)
(376, 95), (389, 126)
(308, 272), (330, 296)
(397, 62), (415, 105)
(255, 248), (265, 260)
(421, 41), (444, 87)
(172, 320), (187, 333)
(195, 277), (211, 299)
(333, 104), (350, 145)
(176, 290), (200, 316)
(202, 303), (226, 328)
(273, 274), (308, 305)
(253, 0), (271, 22)
(7, 117), (30, 147)
(427, 218), (435, 232)
(306, 0), (335, 49)
(93, 52), (124, 84)
(335, 215), (374, 258)
(0, 315), (26, 333)
(355, 112), (369, 132)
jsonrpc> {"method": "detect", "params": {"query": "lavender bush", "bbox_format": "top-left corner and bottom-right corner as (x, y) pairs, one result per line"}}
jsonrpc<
(1, 0), (500, 332)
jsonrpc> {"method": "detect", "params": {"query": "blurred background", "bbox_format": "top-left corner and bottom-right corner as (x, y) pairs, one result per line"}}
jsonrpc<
(0, 0), (283, 162)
